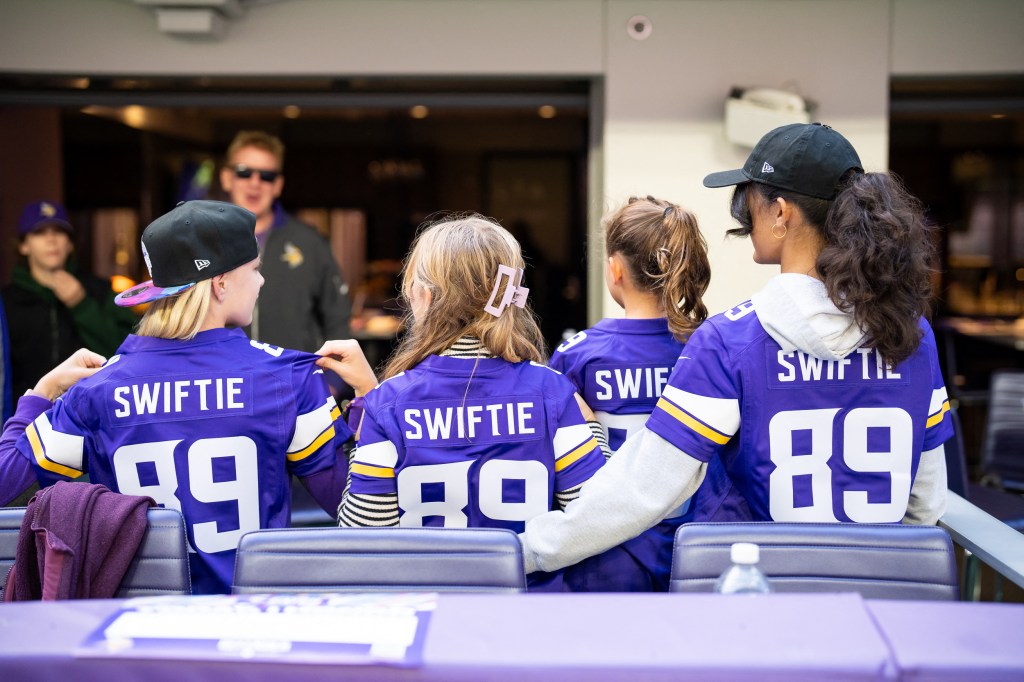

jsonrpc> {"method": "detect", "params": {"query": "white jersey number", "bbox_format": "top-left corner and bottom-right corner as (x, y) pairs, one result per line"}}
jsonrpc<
(112, 436), (261, 553)
(768, 407), (913, 522)
(396, 459), (549, 527)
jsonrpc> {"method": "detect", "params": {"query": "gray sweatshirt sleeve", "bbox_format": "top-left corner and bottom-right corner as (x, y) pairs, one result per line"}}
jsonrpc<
(902, 444), (948, 525)
(520, 428), (706, 574)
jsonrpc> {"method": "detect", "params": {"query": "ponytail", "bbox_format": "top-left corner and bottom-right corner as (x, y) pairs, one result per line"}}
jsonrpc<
(605, 196), (710, 342)
(817, 171), (936, 366)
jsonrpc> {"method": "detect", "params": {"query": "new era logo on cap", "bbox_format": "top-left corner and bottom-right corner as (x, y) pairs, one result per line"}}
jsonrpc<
(195, 259), (211, 271)
(703, 123), (864, 200)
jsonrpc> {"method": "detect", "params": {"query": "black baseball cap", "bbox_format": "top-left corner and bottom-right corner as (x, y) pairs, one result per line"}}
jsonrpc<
(703, 122), (863, 200)
(115, 200), (258, 307)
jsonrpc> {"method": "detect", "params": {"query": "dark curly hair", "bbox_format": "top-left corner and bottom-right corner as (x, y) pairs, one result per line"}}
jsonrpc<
(728, 170), (936, 366)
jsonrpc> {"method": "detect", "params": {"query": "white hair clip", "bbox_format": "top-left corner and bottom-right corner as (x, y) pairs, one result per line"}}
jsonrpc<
(484, 265), (530, 317)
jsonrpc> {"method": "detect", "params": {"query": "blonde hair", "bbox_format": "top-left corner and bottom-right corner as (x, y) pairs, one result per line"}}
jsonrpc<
(382, 215), (545, 379)
(225, 130), (285, 168)
(604, 196), (711, 341)
(136, 280), (213, 341)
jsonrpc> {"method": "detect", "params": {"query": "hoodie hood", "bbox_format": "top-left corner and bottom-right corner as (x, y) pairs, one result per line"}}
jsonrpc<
(751, 273), (866, 361)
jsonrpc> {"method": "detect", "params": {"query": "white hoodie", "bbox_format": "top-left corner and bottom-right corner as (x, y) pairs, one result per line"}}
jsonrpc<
(521, 274), (947, 574)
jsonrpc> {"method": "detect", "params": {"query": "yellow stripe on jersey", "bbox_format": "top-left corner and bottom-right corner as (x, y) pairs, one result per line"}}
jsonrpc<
(351, 462), (396, 478)
(555, 437), (598, 472)
(926, 400), (950, 429)
(286, 425), (336, 462)
(287, 396), (338, 461)
(655, 397), (731, 445)
(661, 385), (740, 436)
(27, 423), (84, 479)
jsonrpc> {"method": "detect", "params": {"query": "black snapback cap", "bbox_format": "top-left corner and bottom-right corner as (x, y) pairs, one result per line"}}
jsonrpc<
(703, 122), (863, 200)
(115, 200), (258, 307)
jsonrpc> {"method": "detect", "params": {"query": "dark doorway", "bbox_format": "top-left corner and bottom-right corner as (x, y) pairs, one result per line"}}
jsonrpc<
(0, 75), (592, 356)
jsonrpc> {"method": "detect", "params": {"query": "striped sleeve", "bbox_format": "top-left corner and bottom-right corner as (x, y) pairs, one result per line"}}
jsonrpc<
(586, 419), (610, 460)
(347, 405), (402, 496)
(23, 410), (86, 481)
(921, 320), (954, 451)
(651, 384), (740, 449)
(286, 395), (342, 463)
(551, 392), (604, 493)
(338, 492), (400, 527)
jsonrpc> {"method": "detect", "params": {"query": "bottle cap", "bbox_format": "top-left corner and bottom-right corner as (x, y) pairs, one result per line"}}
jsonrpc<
(731, 542), (760, 565)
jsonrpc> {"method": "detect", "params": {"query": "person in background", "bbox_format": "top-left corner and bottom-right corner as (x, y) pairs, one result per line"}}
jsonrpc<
(2, 200), (137, 399)
(520, 123), (952, 576)
(0, 201), (353, 593)
(318, 214), (606, 591)
(220, 130), (351, 352)
(552, 195), (711, 591)
(0, 295), (11, 424)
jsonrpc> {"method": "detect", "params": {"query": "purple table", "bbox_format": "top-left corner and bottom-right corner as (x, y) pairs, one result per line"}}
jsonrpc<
(867, 600), (1024, 682)
(0, 593), (1020, 681)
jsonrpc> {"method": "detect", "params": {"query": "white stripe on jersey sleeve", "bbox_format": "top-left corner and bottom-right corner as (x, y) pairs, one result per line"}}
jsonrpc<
(661, 385), (740, 437)
(31, 412), (85, 472)
(926, 386), (951, 428)
(553, 423), (594, 457)
(929, 387), (950, 415)
(353, 439), (399, 468)
(287, 396), (337, 455)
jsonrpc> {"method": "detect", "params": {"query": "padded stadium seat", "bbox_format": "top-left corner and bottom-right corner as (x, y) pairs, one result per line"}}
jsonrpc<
(232, 526), (526, 594)
(0, 506), (191, 600)
(0, 508), (23, 600)
(670, 522), (958, 601)
(116, 507), (192, 597)
(980, 370), (1024, 492)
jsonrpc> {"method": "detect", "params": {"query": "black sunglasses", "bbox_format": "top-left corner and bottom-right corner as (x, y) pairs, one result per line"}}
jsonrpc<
(231, 164), (280, 183)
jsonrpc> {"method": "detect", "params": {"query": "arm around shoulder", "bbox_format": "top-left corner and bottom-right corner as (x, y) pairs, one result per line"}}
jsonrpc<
(521, 427), (706, 574)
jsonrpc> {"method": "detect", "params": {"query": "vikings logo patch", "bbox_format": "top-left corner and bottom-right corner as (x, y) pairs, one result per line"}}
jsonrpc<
(281, 242), (304, 269)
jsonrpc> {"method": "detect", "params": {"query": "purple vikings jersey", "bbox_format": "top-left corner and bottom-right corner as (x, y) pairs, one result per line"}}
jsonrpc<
(350, 355), (604, 533)
(16, 328), (350, 594)
(551, 318), (691, 591)
(646, 301), (953, 523)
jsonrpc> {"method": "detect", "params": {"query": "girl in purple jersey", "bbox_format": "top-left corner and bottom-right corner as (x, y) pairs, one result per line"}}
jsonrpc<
(0, 201), (351, 594)
(318, 214), (605, 590)
(552, 196), (710, 591)
(520, 123), (952, 576)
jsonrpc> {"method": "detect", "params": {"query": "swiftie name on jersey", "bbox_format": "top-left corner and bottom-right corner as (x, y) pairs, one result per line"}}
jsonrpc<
(112, 374), (248, 418)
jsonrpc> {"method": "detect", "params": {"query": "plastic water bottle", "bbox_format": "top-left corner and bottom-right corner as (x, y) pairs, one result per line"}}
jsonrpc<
(714, 542), (772, 594)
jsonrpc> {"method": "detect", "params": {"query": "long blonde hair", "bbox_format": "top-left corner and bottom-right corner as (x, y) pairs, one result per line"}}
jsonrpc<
(135, 280), (213, 340)
(382, 215), (545, 379)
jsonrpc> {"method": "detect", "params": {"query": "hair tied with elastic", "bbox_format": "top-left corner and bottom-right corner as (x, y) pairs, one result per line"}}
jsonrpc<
(484, 264), (530, 317)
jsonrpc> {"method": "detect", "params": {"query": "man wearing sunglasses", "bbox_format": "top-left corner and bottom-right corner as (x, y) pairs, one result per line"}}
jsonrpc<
(220, 130), (351, 353)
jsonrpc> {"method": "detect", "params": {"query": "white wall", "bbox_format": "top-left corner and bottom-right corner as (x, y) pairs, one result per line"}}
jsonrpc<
(1, 0), (1022, 318)
(602, 0), (891, 315)
(892, 0), (1024, 75)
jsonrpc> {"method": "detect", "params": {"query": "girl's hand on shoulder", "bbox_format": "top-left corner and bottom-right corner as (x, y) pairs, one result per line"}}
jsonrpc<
(315, 339), (379, 396)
